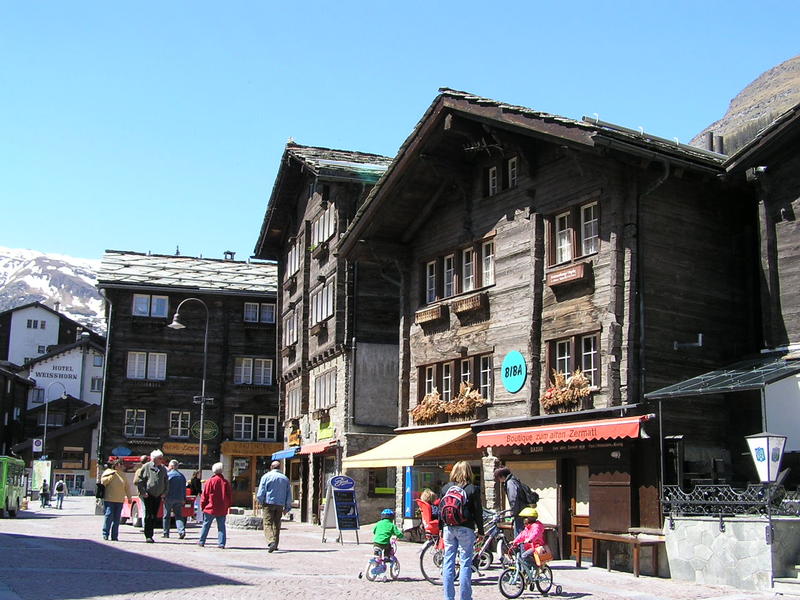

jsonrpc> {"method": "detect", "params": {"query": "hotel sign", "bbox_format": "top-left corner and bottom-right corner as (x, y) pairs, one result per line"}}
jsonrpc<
(546, 263), (585, 287)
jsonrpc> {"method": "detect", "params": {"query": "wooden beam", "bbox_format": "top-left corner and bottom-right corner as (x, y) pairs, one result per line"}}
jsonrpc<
(401, 180), (451, 243)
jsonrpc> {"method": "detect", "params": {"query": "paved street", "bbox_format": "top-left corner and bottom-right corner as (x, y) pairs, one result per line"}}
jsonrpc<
(0, 497), (795, 600)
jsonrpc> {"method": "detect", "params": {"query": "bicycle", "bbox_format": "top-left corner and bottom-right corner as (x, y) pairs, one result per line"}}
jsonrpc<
(360, 537), (400, 582)
(473, 508), (514, 570)
(498, 545), (562, 597)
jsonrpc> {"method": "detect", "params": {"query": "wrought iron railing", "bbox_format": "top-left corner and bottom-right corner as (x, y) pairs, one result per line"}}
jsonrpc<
(662, 484), (800, 528)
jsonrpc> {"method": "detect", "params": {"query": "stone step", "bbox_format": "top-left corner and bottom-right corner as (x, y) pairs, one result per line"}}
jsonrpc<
(773, 578), (800, 595)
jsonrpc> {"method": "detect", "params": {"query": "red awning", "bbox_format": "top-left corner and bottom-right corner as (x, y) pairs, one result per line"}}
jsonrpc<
(298, 440), (338, 455)
(476, 415), (651, 448)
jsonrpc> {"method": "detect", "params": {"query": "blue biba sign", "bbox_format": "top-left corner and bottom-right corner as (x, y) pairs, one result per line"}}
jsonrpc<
(501, 351), (527, 393)
(330, 475), (359, 530)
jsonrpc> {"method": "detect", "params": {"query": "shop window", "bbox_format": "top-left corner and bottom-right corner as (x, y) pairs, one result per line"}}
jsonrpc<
(368, 467), (396, 497)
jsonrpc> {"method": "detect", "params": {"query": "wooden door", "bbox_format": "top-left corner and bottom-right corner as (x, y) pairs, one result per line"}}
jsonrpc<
(231, 456), (254, 508)
(569, 464), (592, 558)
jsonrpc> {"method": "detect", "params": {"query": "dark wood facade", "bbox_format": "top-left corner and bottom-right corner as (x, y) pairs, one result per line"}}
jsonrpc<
(340, 89), (759, 553)
(97, 252), (279, 505)
(0, 362), (33, 455)
(253, 143), (401, 523)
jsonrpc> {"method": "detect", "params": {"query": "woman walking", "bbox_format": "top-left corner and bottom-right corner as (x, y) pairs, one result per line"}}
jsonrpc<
(439, 461), (484, 600)
(101, 460), (131, 541)
(198, 462), (231, 549)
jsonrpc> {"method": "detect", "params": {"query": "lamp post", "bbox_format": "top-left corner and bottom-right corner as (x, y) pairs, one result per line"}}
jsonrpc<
(42, 381), (68, 459)
(168, 298), (212, 475)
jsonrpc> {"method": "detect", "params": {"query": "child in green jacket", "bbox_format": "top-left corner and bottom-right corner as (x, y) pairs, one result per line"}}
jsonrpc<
(372, 508), (404, 559)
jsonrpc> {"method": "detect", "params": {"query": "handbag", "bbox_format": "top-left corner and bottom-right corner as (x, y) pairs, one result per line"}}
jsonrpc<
(95, 483), (105, 499)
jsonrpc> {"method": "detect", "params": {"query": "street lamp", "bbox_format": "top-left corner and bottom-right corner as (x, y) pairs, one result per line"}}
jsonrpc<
(168, 297), (212, 475)
(43, 381), (68, 459)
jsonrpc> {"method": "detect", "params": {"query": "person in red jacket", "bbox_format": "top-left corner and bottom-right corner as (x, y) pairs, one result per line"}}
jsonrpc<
(198, 462), (232, 549)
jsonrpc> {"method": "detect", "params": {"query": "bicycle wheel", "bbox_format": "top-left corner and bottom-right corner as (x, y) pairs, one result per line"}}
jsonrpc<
(534, 564), (553, 594)
(475, 550), (493, 570)
(419, 542), (444, 585)
(498, 567), (525, 599)
(389, 556), (400, 580)
(364, 559), (380, 582)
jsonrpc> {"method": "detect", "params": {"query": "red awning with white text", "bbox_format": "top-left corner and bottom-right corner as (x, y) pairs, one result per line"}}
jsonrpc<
(476, 415), (652, 448)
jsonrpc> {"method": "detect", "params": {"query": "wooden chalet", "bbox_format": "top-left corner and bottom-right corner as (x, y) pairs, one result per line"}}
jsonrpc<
(0, 361), (33, 456)
(339, 88), (758, 566)
(253, 143), (400, 524)
(97, 250), (279, 508)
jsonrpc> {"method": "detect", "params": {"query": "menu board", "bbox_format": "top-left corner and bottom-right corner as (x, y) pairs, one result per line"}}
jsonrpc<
(321, 475), (360, 544)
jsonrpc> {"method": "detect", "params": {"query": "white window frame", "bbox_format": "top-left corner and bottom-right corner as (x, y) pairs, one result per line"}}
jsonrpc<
(555, 340), (572, 375)
(259, 303), (276, 323)
(581, 202), (599, 255)
(169, 410), (191, 438)
(481, 241), (495, 286)
(310, 279), (335, 326)
(424, 365), (435, 395)
(286, 385), (302, 419)
(555, 212), (573, 264)
(443, 254), (455, 298)
(40, 320), (46, 330)
(132, 294), (169, 318)
(581, 334), (599, 387)
(479, 355), (493, 401)
(234, 357), (253, 384)
(462, 248), (475, 292)
(287, 238), (301, 276)
(488, 166), (498, 196)
(460, 359), (472, 385)
(243, 302), (259, 322)
(283, 310), (298, 347)
(124, 409), (146, 437)
(233, 414), (254, 441)
(257, 415), (278, 441)
(90, 376), (103, 392)
(508, 157), (518, 188)
(93, 355), (104, 367)
(442, 363), (452, 402)
(126, 351), (166, 380)
(425, 261), (437, 304)
(311, 204), (335, 245)
(313, 369), (337, 411)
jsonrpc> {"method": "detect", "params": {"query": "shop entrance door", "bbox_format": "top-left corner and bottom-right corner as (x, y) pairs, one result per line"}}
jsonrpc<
(231, 456), (253, 508)
(567, 463), (591, 559)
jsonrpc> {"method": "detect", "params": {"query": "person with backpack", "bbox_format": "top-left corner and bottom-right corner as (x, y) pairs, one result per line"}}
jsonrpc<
(53, 479), (67, 509)
(438, 461), (484, 600)
(494, 466), (539, 536)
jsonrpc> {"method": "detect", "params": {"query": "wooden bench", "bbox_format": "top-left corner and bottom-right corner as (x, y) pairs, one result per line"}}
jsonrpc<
(568, 531), (664, 577)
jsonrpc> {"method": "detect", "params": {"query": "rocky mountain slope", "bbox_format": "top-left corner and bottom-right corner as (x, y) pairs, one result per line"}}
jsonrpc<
(690, 54), (800, 154)
(0, 246), (104, 333)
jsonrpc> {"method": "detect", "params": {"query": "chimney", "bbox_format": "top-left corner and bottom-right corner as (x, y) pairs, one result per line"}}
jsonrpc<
(54, 301), (61, 313)
(224, 250), (236, 261)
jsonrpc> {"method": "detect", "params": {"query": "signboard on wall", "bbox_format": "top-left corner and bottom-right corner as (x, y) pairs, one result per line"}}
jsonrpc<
(321, 475), (360, 544)
(501, 351), (527, 393)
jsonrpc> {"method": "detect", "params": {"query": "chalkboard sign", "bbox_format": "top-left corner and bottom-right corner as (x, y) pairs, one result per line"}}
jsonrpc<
(321, 475), (360, 544)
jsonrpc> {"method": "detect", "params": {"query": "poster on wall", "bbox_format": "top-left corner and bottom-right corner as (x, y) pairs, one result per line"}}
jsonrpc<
(31, 460), (52, 494)
(321, 475), (360, 544)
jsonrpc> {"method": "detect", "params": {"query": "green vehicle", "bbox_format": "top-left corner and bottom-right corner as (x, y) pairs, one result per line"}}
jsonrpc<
(0, 456), (25, 517)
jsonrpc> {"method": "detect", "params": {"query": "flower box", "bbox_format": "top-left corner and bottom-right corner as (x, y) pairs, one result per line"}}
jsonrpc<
(451, 292), (487, 314)
(415, 304), (446, 325)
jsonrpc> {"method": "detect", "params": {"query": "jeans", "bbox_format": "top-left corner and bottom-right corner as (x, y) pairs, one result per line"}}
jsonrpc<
(198, 513), (226, 547)
(103, 501), (123, 540)
(55, 493), (65, 509)
(142, 495), (162, 540)
(442, 525), (476, 600)
(162, 499), (186, 535)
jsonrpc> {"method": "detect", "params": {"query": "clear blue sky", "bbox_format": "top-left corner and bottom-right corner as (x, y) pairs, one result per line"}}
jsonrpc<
(2, 1), (798, 261)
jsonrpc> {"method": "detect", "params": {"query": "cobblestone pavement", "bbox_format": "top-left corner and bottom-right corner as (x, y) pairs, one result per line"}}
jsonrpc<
(0, 497), (796, 600)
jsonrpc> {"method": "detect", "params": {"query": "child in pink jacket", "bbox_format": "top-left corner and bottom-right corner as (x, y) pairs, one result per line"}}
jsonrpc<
(510, 507), (545, 565)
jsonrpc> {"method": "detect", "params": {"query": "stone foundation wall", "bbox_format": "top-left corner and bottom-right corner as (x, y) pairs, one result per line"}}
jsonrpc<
(664, 516), (800, 591)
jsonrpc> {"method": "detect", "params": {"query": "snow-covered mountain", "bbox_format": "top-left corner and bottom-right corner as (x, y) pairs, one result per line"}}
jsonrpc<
(0, 246), (105, 333)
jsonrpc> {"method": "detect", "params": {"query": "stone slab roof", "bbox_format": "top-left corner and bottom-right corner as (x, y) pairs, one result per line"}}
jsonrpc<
(97, 250), (277, 295)
(285, 143), (392, 182)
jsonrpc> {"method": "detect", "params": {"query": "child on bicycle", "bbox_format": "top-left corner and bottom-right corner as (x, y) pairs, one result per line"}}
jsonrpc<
(372, 508), (404, 559)
(510, 507), (545, 566)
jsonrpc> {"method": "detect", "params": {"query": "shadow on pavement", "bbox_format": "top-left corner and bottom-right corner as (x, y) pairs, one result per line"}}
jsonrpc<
(0, 533), (245, 600)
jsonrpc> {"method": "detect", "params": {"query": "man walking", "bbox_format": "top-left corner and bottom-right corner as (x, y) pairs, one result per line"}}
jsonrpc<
(135, 449), (168, 543)
(53, 479), (67, 509)
(256, 460), (292, 552)
(494, 466), (533, 536)
(162, 460), (187, 539)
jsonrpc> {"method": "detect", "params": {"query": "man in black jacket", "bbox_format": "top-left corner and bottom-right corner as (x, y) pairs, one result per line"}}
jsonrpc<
(494, 466), (526, 536)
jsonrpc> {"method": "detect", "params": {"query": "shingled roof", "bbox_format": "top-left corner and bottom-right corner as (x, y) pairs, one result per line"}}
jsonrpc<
(97, 250), (277, 295)
(283, 143), (393, 182)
